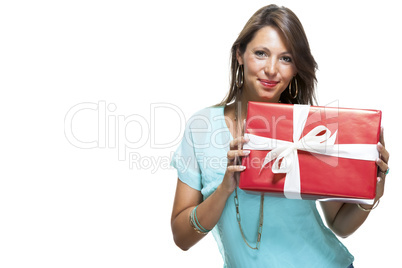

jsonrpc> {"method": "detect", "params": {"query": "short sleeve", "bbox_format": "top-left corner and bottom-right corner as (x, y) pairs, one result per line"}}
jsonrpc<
(170, 120), (202, 191)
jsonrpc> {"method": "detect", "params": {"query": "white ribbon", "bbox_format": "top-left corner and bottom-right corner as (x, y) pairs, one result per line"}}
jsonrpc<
(243, 104), (379, 200)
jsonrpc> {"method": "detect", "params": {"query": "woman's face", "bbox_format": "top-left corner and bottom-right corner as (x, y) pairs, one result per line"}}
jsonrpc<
(237, 26), (297, 103)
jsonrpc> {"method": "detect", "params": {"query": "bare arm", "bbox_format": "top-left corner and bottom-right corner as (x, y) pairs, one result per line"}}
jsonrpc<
(170, 179), (232, 250)
(320, 201), (373, 238)
(171, 136), (249, 250)
(320, 128), (389, 238)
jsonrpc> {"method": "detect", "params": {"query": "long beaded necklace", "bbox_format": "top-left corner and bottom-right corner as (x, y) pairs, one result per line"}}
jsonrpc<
(233, 101), (265, 250)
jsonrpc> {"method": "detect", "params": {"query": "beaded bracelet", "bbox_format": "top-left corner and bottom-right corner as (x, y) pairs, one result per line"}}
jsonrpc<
(189, 206), (212, 234)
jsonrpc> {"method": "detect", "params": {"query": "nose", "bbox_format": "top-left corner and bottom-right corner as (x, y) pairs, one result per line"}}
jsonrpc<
(264, 58), (278, 77)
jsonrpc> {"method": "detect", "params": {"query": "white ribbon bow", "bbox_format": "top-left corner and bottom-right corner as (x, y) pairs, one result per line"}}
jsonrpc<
(261, 125), (337, 175)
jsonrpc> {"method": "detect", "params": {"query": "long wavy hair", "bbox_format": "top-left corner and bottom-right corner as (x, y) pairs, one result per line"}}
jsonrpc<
(218, 4), (318, 106)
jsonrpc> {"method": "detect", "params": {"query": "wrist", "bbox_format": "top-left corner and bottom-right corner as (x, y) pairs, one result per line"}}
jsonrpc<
(359, 203), (373, 210)
(217, 183), (234, 198)
(357, 198), (380, 212)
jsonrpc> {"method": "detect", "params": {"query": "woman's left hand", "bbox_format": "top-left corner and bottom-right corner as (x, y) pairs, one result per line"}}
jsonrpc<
(321, 127), (390, 237)
(375, 127), (390, 199)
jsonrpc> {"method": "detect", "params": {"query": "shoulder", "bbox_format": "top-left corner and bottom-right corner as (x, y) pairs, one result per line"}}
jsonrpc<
(183, 105), (230, 146)
(186, 105), (225, 129)
(189, 105), (225, 119)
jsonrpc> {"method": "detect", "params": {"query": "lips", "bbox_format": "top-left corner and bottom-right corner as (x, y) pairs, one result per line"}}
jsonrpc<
(259, 79), (279, 88)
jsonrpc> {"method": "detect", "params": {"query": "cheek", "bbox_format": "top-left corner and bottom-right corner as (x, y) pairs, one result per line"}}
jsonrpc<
(279, 66), (296, 81)
(244, 58), (265, 76)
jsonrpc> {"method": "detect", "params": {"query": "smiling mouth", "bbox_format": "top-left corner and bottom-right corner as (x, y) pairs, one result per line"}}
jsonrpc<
(259, 79), (279, 88)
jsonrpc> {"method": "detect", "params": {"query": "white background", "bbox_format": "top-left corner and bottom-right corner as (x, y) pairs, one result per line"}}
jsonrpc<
(1, 0), (401, 267)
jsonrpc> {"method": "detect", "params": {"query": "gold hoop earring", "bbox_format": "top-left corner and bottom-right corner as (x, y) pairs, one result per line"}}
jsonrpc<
(235, 65), (244, 89)
(289, 77), (298, 99)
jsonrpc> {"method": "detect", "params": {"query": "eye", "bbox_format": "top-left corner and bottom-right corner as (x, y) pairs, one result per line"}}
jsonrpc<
(280, 56), (292, 63)
(255, 50), (267, 57)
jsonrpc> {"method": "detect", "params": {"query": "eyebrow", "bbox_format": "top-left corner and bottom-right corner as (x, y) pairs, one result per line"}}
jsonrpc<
(253, 46), (292, 55)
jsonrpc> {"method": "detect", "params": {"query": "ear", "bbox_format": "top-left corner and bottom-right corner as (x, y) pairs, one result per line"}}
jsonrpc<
(236, 48), (244, 65)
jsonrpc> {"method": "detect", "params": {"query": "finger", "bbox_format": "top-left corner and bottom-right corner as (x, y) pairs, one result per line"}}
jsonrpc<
(377, 142), (390, 163)
(377, 171), (387, 182)
(227, 165), (246, 173)
(229, 137), (242, 149)
(227, 149), (251, 161)
(229, 136), (250, 150)
(227, 150), (250, 166)
(376, 177), (385, 199)
(376, 158), (389, 174)
(377, 176), (385, 184)
(229, 136), (249, 149)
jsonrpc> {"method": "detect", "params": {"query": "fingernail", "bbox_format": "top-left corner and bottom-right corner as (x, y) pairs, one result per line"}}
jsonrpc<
(377, 142), (383, 149)
(243, 150), (250, 155)
(240, 166), (246, 170)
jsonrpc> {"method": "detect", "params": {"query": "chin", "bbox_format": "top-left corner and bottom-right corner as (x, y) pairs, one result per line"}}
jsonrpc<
(256, 94), (281, 103)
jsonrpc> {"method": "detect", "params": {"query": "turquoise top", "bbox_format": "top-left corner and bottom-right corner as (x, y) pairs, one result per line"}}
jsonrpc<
(171, 106), (354, 268)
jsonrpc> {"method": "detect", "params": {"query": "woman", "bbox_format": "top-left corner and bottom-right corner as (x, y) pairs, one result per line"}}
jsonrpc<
(170, 4), (389, 267)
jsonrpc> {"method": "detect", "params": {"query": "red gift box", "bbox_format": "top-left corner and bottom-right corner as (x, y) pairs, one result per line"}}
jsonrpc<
(239, 102), (382, 204)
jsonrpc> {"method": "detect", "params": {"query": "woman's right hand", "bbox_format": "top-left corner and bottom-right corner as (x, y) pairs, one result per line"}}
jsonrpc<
(172, 135), (250, 250)
(220, 136), (250, 194)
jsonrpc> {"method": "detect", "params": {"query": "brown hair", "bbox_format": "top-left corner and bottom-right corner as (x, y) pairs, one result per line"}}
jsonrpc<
(218, 4), (317, 105)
